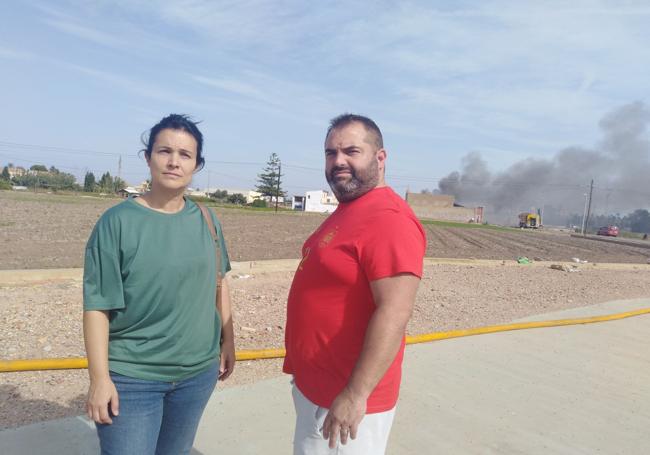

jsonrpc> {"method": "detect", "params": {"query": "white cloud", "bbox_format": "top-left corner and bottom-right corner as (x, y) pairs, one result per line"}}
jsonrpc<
(62, 63), (210, 110)
(0, 46), (34, 60)
(41, 18), (127, 48)
(192, 75), (274, 104)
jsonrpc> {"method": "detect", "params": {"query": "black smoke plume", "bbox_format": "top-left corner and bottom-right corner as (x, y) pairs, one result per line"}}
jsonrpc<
(436, 102), (650, 225)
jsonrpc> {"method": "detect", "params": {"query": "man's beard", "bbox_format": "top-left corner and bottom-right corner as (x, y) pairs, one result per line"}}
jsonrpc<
(326, 159), (379, 202)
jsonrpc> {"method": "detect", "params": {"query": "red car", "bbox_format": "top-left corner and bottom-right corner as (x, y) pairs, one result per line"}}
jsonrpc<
(597, 225), (619, 237)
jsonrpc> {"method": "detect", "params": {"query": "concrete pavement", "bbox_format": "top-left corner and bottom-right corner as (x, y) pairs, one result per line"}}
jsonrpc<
(2, 298), (649, 454)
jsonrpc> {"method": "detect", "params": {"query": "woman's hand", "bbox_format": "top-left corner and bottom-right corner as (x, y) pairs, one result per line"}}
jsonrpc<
(86, 376), (119, 424)
(219, 337), (236, 380)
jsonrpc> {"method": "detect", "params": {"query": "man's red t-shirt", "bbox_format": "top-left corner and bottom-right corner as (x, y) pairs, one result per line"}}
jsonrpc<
(283, 186), (426, 413)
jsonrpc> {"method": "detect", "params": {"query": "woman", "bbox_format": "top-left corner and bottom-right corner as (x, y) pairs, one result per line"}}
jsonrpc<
(83, 114), (234, 455)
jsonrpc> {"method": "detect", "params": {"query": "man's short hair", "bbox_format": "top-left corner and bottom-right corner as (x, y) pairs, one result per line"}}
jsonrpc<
(326, 114), (384, 150)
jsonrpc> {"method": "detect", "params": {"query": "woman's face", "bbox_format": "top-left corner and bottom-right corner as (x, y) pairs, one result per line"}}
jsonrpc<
(146, 128), (198, 192)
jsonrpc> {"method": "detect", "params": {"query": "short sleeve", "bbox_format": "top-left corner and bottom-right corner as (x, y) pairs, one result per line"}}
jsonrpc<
(358, 212), (426, 282)
(83, 221), (125, 311)
(210, 211), (232, 276)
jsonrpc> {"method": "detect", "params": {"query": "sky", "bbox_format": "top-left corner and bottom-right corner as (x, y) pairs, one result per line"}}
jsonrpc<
(1, 0), (649, 213)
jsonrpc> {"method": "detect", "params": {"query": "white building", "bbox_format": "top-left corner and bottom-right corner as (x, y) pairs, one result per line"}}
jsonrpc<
(304, 190), (338, 213)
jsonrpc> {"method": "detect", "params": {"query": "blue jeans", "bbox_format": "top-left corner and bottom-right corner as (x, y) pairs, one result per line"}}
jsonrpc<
(96, 362), (218, 455)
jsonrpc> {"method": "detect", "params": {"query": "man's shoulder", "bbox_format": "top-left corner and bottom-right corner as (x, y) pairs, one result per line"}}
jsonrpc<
(363, 187), (419, 221)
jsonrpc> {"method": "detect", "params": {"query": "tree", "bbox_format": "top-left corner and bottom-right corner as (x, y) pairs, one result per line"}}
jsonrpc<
(83, 172), (96, 192)
(99, 172), (113, 192)
(1, 166), (10, 181)
(30, 164), (48, 172)
(12, 169), (77, 190)
(211, 189), (228, 200)
(113, 177), (127, 192)
(627, 209), (650, 233)
(227, 193), (247, 205)
(255, 153), (286, 199)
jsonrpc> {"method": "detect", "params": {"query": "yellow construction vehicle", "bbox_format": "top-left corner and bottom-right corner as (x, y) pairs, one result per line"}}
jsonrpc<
(518, 212), (541, 228)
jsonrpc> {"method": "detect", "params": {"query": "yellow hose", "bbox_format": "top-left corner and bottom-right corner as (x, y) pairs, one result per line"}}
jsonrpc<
(2, 307), (649, 373)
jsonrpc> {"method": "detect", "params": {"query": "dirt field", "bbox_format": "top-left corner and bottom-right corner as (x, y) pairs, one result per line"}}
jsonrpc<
(2, 190), (650, 430)
(2, 191), (649, 269)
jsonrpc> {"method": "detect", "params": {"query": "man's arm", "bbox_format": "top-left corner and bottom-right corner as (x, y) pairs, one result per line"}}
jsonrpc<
(217, 278), (235, 380)
(321, 273), (420, 448)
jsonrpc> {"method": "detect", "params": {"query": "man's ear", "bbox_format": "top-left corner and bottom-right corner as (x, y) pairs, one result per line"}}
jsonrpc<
(376, 148), (387, 171)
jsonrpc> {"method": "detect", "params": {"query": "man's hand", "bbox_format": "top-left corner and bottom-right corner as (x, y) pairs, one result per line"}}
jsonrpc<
(219, 338), (236, 380)
(86, 376), (119, 424)
(321, 387), (367, 448)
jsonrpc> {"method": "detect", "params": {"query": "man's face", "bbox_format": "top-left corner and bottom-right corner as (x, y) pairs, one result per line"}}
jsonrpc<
(324, 122), (385, 202)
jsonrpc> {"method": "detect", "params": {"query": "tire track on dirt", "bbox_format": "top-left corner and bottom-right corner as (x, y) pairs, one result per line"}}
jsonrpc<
(423, 225), (451, 249)
(446, 228), (489, 249)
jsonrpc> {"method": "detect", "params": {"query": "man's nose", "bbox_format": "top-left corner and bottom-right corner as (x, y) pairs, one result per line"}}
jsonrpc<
(332, 151), (347, 167)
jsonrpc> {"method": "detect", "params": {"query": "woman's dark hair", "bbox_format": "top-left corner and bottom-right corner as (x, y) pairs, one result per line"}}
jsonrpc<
(141, 114), (205, 171)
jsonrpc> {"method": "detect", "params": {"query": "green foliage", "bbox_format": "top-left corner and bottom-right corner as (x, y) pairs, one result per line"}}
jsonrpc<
(187, 195), (213, 203)
(255, 153), (286, 199)
(628, 209), (650, 233)
(12, 169), (78, 190)
(420, 219), (515, 232)
(30, 164), (48, 172)
(0, 179), (12, 190)
(211, 189), (229, 200)
(568, 209), (650, 234)
(251, 198), (267, 208)
(83, 172), (96, 192)
(227, 193), (247, 205)
(113, 177), (127, 192)
(98, 172), (113, 192)
(1, 166), (10, 181)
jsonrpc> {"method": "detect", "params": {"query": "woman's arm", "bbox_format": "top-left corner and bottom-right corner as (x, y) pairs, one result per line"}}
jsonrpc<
(216, 278), (235, 380)
(83, 310), (119, 424)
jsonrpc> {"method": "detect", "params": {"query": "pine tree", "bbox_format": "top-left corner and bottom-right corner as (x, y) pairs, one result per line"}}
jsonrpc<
(83, 172), (96, 192)
(113, 177), (127, 192)
(1, 166), (10, 181)
(255, 153), (286, 199)
(99, 172), (113, 192)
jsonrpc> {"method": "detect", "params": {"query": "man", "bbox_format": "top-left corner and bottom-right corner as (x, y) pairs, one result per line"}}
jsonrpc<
(284, 114), (426, 454)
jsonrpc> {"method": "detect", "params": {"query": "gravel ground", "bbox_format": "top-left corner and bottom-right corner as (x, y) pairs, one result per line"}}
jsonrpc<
(2, 190), (650, 430)
(2, 263), (650, 429)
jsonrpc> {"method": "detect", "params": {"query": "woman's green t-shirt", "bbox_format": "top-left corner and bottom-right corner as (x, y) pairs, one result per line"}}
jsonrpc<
(83, 197), (231, 381)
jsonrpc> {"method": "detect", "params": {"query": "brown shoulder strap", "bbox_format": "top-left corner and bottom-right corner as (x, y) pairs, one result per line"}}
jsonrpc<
(197, 202), (223, 288)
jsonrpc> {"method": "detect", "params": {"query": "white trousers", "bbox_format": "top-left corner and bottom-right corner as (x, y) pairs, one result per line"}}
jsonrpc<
(291, 383), (396, 455)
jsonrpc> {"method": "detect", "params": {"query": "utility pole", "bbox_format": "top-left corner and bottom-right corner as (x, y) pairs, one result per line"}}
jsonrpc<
(585, 179), (594, 235)
(275, 161), (281, 213)
(118, 155), (122, 180)
(580, 193), (588, 236)
(207, 170), (211, 196)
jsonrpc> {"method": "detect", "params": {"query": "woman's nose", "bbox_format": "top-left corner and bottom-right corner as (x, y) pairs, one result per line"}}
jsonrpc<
(167, 152), (180, 167)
